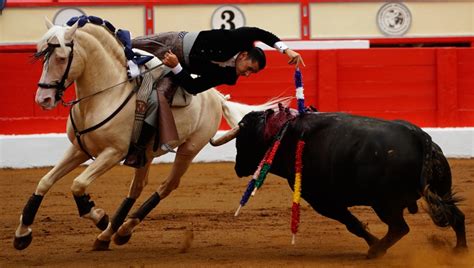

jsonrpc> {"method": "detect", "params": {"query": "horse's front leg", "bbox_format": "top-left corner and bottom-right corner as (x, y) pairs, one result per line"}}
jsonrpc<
(92, 159), (151, 250)
(68, 148), (124, 245)
(113, 146), (197, 246)
(14, 145), (89, 250)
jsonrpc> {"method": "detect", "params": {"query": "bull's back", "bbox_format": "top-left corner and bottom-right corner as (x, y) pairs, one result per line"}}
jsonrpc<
(298, 113), (425, 205)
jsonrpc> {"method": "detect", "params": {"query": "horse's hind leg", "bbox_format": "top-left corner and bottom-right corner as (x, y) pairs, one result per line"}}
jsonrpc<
(92, 160), (151, 250)
(368, 204), (409, 259)
(14, 145), (89, 250)
(114, 146), (198, 246)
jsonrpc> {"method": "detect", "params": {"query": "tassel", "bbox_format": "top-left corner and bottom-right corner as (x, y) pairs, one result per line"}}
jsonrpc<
(294, 68), (305, 114)
(291, 140), (305, 244)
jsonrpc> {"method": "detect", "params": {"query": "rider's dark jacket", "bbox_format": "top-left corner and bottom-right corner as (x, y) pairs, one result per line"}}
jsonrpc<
(132, 27), (281, 94)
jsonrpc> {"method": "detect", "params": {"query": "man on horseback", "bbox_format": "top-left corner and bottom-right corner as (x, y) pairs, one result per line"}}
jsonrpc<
(124, 27), (305, 168)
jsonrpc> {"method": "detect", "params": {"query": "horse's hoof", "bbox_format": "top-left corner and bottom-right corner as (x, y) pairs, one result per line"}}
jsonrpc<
(13, 232), (33, 250)
(92, 238), (111, 251)
(113, 233), (132, 245)
(96, 214), (109, 231)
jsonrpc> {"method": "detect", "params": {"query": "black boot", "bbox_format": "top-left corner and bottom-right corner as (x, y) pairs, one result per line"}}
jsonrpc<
(124, 123), (155, 168)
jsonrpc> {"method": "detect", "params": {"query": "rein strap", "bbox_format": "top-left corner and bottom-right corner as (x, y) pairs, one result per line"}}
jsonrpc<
(70, 84), (138, 160)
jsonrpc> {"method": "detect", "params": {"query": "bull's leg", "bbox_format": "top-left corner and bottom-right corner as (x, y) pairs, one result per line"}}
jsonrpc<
(309, 203), (380, 247)
(448, 204), (467, 251)
(92, 160), (152, 250)
(14, 145), (89, 250)
(114, 145), (198, 246)
(368, 205), (409, 259)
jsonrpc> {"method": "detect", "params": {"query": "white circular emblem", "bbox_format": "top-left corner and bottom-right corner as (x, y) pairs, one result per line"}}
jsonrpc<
(53, 8), (86, 26)
(377, 2), (412, 36)
(211, 5), (246, 30)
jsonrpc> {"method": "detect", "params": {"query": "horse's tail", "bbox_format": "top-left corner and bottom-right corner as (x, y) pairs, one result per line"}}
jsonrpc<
(214, 90), (293, 128)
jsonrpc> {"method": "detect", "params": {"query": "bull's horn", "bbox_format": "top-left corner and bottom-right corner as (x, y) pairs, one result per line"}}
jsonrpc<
(209, 125), (240, 146)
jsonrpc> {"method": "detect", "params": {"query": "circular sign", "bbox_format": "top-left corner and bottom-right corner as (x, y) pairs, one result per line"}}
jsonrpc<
(211, 5), (245, 30)
(53, 8), (86, 26)
(376, 2), (412, 36)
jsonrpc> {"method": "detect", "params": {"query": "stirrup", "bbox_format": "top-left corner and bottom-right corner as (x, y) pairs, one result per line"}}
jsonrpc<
(123, 144), (147, 168)
(160, 143), (176, 153)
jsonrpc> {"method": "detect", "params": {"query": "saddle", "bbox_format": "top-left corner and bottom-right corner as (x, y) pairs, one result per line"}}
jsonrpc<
(131, 49), (194, 151)
(134, 48), (193, 107)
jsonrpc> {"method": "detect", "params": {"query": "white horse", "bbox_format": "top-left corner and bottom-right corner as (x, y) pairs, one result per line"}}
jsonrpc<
(14, 18), (290, 250)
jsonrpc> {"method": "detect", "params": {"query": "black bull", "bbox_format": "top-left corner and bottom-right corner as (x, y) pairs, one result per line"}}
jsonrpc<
(211, 110), (467, 258)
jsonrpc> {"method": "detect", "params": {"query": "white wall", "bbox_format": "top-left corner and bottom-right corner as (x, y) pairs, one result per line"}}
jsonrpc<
(1, 128), (472, 168)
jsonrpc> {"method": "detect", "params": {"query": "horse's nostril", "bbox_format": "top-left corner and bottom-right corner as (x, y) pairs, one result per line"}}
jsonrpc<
(43, 97), (52, 104)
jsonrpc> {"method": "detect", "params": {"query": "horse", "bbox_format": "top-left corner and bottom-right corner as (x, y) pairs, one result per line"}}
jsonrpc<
(14, 17), (290, 251)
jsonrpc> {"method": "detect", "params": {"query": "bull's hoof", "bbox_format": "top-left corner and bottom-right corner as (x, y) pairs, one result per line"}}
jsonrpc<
(113, 233), (132, 245)
(367, 246), (386, 259)
(92, 238), (111, 251)
(95, 214), (109, 231)
(13, 232), (33, 250)
(453, 245), (468, 254)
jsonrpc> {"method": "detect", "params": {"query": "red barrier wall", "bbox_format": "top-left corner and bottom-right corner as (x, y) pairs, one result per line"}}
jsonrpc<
(1, 47), (474, 134)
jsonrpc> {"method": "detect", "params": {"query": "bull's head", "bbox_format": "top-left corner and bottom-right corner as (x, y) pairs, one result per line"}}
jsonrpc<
(210, 110), (275, 177)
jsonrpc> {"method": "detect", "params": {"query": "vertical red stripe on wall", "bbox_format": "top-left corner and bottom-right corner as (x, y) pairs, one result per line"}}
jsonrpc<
(436, 49), (459, 127)
(300, 0), (310, 40)
(145, 4), (154, 35)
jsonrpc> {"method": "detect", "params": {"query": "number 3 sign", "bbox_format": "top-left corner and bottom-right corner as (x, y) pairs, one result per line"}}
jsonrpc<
(211, 5), (246, 30)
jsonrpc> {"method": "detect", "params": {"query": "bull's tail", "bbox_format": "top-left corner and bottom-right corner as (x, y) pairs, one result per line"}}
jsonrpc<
(398, 120), (467, 249)
(419, 133), (464, 228)
(423, 186), (463, 228)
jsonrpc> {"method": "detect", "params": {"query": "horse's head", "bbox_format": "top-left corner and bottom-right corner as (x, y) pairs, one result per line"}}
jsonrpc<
(35, 18), (79, 110)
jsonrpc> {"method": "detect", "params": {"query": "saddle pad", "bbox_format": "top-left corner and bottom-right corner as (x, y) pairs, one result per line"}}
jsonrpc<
(132, 48), (193, 107)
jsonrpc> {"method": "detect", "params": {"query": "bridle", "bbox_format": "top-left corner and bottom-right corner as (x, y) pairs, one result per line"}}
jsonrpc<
(36, 37), (138, 160)
(35, 17), (161, 160)
(37, 42), (75, 101)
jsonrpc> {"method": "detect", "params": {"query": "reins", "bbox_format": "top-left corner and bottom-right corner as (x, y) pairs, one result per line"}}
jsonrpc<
(61, 62), (164, 107)
(65, 54), (164, 160)
(69, 83), (138, 160)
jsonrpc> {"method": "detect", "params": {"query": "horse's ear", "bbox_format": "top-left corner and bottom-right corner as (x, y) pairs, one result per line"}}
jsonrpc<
(64, 22), (79, 40)
(45, 17), (54, 29)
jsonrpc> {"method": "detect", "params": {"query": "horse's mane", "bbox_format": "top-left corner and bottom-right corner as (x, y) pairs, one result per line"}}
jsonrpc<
(78, 24), (125, 62)
(37, 22), (125, 64)
(215, 90), (293, 128)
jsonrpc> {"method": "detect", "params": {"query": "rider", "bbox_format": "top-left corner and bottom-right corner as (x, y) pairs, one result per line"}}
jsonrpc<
(124, 27), (305, 168)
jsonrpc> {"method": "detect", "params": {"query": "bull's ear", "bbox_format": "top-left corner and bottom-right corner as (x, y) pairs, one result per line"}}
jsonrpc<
(265, 109), (274, 115)
(45, 17), (54, 29)
(278, 103), (284, 111)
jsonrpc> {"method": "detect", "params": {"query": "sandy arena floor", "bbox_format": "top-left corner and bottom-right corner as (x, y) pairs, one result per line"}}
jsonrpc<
(1, 160), (474, 267)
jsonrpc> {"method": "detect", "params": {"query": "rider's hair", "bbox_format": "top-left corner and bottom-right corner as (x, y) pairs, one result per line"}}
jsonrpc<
(246, 47), (266, 71)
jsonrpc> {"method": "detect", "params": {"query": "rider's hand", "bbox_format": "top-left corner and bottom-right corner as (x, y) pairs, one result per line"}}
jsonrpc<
(285, 49), (305, 68)
(162, 50), (179, 68)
